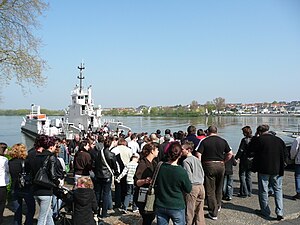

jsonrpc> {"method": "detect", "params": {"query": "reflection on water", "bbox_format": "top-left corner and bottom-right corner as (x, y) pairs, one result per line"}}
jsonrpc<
(0, 115), (299, 153)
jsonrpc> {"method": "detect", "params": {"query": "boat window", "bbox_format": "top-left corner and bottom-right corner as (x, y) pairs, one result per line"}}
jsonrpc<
(81, 106), (86, 115)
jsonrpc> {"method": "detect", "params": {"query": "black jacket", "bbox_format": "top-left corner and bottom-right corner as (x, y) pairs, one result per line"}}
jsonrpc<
(251, 133), (286, 176)
(8, 158), (31, 193)
(73, 188), (97, 225)
(27, 150), (58, 196)
(94, 147), (118, 179)
(235, 137), (254, 170)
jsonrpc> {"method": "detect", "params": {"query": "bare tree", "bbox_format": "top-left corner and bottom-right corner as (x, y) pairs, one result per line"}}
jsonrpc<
(204, 101), (215, 114)
(0, 0), (48, 90)
(190, 100), (199, 111)
(213, 97), (226, 113)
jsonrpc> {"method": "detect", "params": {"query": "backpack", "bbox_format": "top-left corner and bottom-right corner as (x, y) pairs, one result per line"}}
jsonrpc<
(18, 160), (31, 189)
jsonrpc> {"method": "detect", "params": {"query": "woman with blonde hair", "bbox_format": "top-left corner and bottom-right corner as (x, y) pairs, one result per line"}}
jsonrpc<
(8, 143), (35, 225)
(73, 176), (97, 225)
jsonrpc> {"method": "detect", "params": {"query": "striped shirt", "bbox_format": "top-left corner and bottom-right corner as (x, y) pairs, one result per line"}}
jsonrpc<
(117, 161), (138, 184)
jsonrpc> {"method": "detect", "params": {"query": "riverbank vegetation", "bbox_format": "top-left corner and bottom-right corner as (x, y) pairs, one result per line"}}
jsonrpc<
(103, 100), (220, 117)
(0, 109), (64, 116)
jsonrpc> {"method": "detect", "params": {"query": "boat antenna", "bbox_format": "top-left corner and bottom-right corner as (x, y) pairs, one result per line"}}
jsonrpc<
(77, 62), (85, 93)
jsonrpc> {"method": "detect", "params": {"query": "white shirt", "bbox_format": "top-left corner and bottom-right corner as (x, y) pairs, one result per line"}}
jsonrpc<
(0, 156), (10, 187)
(112, 145), (133, 166)
(128, 141), (140, 154)
(290, 136), (300, 165)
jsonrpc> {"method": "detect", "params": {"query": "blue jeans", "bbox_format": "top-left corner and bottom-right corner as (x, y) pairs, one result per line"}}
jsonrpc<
(257, 173), (283, 217)
(123, 184), (137, 210)
(52, 195), (62, 218)
(295, 164), (300, 193)
(35, 195), (54, 225)
(223, 174), (233, 199)
(94, 177), (112, 217)
(156, 207), (185, 225)
(239, 169), (252, 196)
(12, 191), (35, 225)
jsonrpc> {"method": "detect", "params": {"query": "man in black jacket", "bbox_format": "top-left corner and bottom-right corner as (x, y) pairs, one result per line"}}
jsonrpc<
(94, 137), (118, 218)
(251, 124), (286, 221)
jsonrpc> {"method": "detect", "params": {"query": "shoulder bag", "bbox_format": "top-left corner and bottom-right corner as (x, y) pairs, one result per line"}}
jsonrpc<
(34, 155), (56, 188)
(144, 161), (163, 213)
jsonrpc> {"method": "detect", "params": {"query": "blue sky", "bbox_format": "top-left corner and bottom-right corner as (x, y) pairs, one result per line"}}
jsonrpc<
(1, 0), (300, 110)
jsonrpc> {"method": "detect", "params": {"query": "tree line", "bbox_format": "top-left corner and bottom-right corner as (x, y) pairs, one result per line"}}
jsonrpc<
(0, 109), (64, 116)
(103, 97), (226, 117)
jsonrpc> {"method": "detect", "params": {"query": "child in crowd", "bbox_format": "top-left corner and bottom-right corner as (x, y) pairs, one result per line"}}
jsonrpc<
(116, 153), (140, 213)
(73, 176), (98, 225)
(223, 154), (237, 201)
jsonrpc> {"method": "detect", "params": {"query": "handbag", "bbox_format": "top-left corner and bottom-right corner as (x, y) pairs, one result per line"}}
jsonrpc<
(137, 187), (148, 203)
(144, 161), (163, 213)
(34, 155), (56, 188)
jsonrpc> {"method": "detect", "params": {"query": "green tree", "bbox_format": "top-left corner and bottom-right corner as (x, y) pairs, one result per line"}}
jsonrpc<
(142, 108), (149, 116)
(0, 0), (48, 91)
(150, 107), (159, 116)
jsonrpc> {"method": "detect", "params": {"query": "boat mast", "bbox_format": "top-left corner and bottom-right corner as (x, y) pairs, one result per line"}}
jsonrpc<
(77, 63), (85, 93)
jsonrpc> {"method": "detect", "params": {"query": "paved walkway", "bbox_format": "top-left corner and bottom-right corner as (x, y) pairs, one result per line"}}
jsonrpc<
(2, 168), (300, 225)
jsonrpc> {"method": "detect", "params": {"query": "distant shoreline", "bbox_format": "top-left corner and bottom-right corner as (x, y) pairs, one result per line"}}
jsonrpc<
(0, 111), (299, 118)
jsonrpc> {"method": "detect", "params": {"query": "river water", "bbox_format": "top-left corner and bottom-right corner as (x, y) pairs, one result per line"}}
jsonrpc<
(0, 115), (299, 152)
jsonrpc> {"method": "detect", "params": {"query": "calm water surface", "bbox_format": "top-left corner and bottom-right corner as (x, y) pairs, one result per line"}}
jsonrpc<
(0, 115), (298, 152)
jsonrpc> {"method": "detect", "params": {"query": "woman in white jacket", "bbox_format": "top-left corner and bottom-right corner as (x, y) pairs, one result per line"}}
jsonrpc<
(0, 142), (10, 224)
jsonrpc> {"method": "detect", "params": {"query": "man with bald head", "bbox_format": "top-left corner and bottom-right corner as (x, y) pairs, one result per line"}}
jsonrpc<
(197, 125), (233, 220)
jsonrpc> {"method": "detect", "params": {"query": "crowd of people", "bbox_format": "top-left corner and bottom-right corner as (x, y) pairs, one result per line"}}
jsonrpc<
(0, 123), (296, 225)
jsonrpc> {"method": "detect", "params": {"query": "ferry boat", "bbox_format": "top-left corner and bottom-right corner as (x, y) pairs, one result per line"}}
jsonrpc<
(21, 104), (61, 138)
(21, 63), (130, 139)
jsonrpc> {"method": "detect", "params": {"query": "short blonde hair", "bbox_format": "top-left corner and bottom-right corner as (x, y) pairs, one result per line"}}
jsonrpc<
(76, 176), (94, 189)
(9, 143), (27, 159)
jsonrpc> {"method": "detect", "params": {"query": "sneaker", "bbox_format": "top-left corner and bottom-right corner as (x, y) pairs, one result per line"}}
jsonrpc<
(292, 193), (300, 200)
(118, 208), (125, 212)
(225, 197), (232, 201)
(254, 209), (270, 218)
(99, 214), (109, 218)
(218, 206), (221, 212)
(237, 194), (247, 198)
(132, 209), (139, 213)
(277, 215), (284, 221)
(207, 213), (218, 220)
